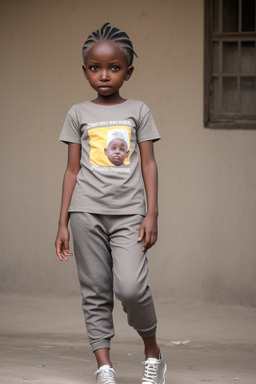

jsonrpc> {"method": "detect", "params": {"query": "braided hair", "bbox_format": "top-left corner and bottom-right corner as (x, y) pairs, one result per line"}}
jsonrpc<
(82, 22), (138, 66)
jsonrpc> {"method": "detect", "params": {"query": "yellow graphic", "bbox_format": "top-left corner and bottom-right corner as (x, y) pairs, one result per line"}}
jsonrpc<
(88, 126), (131, 166)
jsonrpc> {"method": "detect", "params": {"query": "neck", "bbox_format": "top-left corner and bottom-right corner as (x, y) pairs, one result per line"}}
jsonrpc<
(92, 93), (127, 106)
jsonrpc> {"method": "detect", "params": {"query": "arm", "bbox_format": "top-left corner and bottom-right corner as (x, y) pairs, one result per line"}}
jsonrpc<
(55, 143), (81, 261)
(138, 140), (159, 251)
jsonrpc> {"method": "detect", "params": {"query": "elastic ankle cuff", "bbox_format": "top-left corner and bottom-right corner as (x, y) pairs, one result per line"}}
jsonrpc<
(137, 327), (157, 339)
(91, 340), (111, 352)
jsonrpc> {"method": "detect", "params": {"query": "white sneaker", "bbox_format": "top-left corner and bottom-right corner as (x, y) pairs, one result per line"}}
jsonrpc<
(95, 365), (117, 384)
(141, 354), (167, 384)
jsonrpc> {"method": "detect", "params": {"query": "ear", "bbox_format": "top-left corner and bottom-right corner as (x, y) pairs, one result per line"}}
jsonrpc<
(82, 65), (88, 80)
(125, 66), (134, 81)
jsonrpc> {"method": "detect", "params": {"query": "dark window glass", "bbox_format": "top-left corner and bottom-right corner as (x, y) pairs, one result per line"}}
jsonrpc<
(241, 41), (256, 72)
(213, 0), (220, 32)
(223, 0), (239, 32)
(242, 0), (256, 31)
(241, 77), (256, 112)
(223, 77), (238, 112)
(223, 42), (239, 72)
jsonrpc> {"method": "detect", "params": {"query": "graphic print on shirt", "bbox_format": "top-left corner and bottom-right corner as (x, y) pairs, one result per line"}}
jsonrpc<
(88, 125), (131, 167)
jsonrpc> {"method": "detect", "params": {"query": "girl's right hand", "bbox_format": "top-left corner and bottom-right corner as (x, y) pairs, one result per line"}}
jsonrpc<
(55, 226), (73, 261)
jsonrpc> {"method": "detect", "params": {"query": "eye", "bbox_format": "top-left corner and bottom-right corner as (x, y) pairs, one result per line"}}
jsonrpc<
(90, 65), (99, 72)
(112, 66), (120, 72)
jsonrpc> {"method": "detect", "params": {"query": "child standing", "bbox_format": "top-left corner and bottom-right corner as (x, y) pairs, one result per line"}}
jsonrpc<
(55, 23), (166, 384)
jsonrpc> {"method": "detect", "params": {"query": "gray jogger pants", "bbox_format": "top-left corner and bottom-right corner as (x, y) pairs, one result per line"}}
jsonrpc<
(70, 212), (157, 352)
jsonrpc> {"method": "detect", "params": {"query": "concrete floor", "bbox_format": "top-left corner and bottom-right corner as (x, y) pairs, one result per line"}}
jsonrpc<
(0, 294), (256, 384)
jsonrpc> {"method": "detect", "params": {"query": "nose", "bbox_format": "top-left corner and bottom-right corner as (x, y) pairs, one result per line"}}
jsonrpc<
(100, 69), (110, 81)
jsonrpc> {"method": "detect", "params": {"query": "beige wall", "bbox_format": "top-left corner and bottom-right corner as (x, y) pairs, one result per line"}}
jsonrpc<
(1, 0), (256, 306)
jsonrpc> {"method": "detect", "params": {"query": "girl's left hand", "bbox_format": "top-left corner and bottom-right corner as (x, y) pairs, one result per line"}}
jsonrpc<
(138, 213), (158, 251)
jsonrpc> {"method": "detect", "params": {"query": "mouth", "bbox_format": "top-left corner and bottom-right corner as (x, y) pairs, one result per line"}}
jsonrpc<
(98, 85), (111, 90)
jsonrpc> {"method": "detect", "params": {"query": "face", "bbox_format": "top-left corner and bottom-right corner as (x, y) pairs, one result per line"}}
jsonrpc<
(104, 139), (130, 166)
(83, 40), (134, 102)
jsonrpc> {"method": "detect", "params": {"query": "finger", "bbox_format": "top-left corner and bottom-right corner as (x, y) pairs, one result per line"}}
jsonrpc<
(59, 248), (71, 262)
(63, 239), (70, 251)
(57, 248), (66, 261)
(62, 240), (73, 257)
(55, 240), (72, 261)
(61, 253), (69, 261)
(142, 232), (151, 251)
(63, 248), (73, 257)
(55, 240), (64, 261)
(149, 233), (157, 248)
(143, 231), (158, 251)
(138, 224), (145, 242)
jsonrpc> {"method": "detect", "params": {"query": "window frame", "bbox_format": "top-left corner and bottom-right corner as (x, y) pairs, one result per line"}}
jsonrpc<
(204, 0), (256, 129)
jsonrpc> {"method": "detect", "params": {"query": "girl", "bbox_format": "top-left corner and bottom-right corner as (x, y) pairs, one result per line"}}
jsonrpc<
(55, 23), (166, 384)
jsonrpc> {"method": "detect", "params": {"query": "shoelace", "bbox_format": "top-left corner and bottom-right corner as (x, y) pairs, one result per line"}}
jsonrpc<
(95, 368), (116, 384)
(142, 360), (159, 381)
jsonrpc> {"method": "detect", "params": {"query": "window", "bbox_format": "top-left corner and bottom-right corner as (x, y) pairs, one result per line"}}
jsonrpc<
(204, 0), (256, 129)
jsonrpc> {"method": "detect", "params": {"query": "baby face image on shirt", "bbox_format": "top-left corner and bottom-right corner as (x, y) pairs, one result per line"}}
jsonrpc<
(104, 138), (130, 166)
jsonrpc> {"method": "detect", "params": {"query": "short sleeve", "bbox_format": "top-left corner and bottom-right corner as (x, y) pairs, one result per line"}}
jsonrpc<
(59, 109), (81, 144)
(136, 103), (161, 143)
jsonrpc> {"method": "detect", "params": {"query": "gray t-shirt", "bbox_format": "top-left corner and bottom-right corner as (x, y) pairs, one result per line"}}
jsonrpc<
(59, 98), (160, 215)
